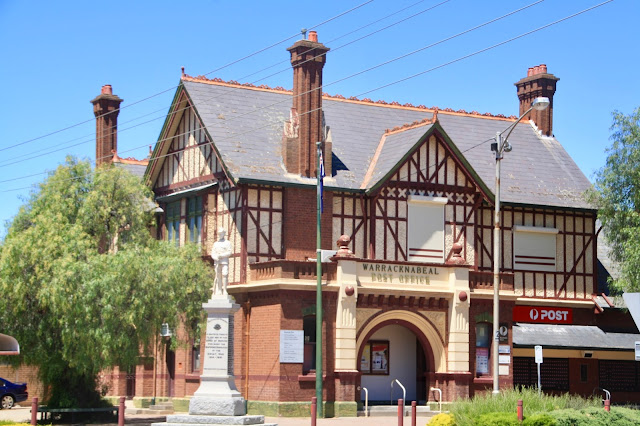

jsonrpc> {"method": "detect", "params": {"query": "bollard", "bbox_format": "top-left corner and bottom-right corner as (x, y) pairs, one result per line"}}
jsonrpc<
(311, 397), (317, 426)
(397, 398), (403, 426)
(411, 400), (417, 426)
(30, 397), (38, 426)
(604, 399), (610, 412)
(118, 396), (125, 426)
(517, 399), (523, 422)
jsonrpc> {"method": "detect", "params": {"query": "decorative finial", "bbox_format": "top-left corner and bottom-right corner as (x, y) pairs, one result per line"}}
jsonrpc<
(181, 66), (185, 77)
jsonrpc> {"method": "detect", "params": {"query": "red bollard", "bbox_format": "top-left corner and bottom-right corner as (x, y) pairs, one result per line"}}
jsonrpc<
(397, 398), (403, 426)
(411, 401), (417, 426)
(311, 397), (317, 426)
(517, 399), (523, 421)
(118, 396), (125, 426)
(604, 399), (610, 412)
(30, 397), (38, 426)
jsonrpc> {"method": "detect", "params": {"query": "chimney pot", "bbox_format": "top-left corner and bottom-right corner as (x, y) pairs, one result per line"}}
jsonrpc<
(540, 64), (547, 74)
(527, 67), (534, 77)
(101, 84), (113, 95)
(308, 31), (318, 42)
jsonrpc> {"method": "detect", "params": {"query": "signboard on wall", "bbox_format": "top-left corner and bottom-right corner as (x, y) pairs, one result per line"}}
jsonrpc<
(513, 306), (573, 324)
(280, 330), (303, 363)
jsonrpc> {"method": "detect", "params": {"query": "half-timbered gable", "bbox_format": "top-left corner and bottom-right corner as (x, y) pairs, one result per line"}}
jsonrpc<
(361, 122), (489, 265)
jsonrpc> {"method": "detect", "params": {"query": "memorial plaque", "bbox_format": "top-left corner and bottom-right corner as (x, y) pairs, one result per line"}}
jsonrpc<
(203, 317), (229, 375)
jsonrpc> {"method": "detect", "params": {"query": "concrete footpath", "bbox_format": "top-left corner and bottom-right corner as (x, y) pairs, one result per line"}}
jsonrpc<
(0, 404), (434, 425)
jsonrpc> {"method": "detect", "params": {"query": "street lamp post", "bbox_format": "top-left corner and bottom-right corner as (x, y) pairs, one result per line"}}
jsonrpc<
(491, 97), (549, 395)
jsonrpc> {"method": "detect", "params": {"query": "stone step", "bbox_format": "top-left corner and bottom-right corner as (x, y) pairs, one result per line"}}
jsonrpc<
(361, 405), (438, 417)
(155, 414), (275, 425)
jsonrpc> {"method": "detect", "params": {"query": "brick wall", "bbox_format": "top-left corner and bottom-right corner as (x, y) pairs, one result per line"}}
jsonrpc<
(283, 187), (333, 260)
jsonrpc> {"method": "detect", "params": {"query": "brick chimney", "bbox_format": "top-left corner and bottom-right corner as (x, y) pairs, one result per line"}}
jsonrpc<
(91, 85), (123, 167)
(283, 31), (330, 178)
(514, 64), (559, 137)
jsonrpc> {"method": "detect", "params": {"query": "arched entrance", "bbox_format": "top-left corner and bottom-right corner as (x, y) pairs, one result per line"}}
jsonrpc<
(356, 311), (445, 403)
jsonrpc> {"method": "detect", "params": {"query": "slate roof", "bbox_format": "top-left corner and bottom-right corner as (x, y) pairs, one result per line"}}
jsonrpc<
(173, 77), (592, 210)
(513, 323), (639, 351)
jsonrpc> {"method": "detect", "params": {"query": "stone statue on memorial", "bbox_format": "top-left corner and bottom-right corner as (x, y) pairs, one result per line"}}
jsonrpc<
(211, 227), (232, 296)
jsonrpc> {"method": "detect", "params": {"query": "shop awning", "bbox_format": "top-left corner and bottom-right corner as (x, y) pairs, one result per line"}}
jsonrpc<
(513, 323), (639, 351)
(155, 182), (217, 203)
(0, 333), (19, 355)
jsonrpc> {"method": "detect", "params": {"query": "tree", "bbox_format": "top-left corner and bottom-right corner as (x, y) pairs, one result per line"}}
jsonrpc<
(0, 158), (213, 407)
(592, 107), (640, 293)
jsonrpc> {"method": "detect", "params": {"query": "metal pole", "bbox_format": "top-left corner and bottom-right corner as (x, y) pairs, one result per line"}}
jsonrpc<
(30, 397), (38, 425)
(537, 362), (541, 395)
(311, 397), (317, 426)
(492, 131), (502, 395)
(118, 396), (125, 426)
(315, 142), (323, 418)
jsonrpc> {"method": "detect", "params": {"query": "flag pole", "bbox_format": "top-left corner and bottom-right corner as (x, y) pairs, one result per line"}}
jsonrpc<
(315, 141), (324, 418)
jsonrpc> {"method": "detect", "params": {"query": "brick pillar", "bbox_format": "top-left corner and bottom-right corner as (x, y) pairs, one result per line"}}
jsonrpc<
(514, 65), (558, 137)
(91, 85), (123, 167)
(285, 31), (330, 178)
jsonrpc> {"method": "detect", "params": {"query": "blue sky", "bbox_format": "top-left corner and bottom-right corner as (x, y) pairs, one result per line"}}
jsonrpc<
(0, 0), (637, 235)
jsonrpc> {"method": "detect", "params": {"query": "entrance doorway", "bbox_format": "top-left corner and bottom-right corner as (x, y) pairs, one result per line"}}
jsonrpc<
(360, 324), (424, 403)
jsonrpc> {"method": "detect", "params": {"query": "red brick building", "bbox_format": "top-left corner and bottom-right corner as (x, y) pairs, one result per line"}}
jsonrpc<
(8, 32), (635, 414)
(134, 32), (640, 414)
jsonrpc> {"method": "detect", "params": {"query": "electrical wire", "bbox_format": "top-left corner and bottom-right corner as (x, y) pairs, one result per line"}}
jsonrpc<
(0, 0), (440, 171)
(1, 0), (374, 153)
(0, 1), (612, 191)
(0, 0), (441, 164)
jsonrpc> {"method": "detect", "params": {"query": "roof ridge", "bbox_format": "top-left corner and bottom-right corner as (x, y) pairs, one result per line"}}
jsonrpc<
(384, 111), (439, 135)
(180, 74), (518, 121)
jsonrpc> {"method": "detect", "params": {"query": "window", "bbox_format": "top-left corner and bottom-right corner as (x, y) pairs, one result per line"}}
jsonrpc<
(599, 360), (640, 391)
(360, 341), (389, 375)
(166, 201), (181, 246)
(303, 315), (316, 373)
(513, 226), (558, 272)
(192, 345), (201, 373)
(475, 323), (491, 375)
(580, 364), (588, 383)
(407, 196), (448, 263)
(187, 196), (203, 244)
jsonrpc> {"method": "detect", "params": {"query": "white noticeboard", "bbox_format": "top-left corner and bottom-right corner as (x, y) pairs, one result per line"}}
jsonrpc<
(280, 330), (304, 363)
(535, 345), (543, 364)
(635, 341), (640, 361)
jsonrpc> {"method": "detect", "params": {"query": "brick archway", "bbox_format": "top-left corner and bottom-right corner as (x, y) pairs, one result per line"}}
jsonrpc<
(356, 310), (445, 373)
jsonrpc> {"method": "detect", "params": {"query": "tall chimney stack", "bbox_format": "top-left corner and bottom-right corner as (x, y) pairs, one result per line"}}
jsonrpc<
(515, 64), (558, 137)
(91, 85), (123, 167)
(284, 31), (330, 177)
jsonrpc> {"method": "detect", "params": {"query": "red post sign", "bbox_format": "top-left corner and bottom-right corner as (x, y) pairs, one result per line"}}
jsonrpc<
(513, 306), (573, 324)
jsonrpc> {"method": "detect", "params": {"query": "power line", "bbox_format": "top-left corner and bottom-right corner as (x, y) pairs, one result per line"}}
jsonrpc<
(1, 0), (374, 153)
(0, 0), (432, 163)
(1, 1), (612, 191)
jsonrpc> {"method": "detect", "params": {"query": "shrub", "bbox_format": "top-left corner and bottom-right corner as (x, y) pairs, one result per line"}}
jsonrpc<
(451, 388), (600, 425)
(476, 412), (520, 426)
(522, 413), (557, 426)
(550, 406), (640, 426)
(428, 412), (456, 425)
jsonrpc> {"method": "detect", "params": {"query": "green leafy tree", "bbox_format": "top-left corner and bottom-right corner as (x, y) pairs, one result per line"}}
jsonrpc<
(0, 158), (213, 407)
(592, 107), (640, 293)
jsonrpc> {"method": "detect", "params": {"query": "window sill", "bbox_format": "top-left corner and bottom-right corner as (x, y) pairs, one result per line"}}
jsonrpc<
(473, 376), (493, 385)
(185, 374), (201, 381)
(298, 373), (326, 382)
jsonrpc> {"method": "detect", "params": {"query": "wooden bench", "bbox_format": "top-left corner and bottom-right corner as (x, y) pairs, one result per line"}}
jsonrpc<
(37, 406), (119, 422)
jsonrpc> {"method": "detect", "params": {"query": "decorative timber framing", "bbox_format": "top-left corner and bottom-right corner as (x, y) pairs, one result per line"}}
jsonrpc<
(474, 204), (597, 300)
